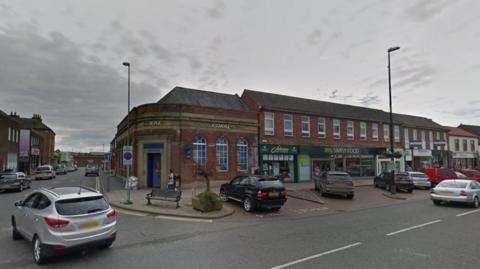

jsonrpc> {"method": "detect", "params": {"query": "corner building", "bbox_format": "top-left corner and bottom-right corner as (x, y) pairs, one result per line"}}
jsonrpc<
(112, 87), (258, 189)
(241, 90), (405, 181)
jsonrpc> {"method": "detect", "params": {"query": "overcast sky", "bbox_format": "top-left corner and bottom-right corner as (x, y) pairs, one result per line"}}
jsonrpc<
(0, 0), (479, 152)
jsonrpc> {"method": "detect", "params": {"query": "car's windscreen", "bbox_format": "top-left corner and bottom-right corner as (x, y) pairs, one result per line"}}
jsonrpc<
(438, 169), (456, 177)
(0, 174), (16, 179)
(411, 173), (428, 178)
(55, 196), (109, 215)
(437, 181), (468, 189)
(258, 179), (284, 188)
(37, 167), (50, 171)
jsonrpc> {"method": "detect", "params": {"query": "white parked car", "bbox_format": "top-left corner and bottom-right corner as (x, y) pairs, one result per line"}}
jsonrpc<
(34, 165), (56, 180)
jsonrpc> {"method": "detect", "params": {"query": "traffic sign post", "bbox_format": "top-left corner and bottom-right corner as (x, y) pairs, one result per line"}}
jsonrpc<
(123, 146), (133, 204)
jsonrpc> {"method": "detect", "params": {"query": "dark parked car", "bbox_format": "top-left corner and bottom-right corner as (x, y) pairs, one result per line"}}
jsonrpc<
(85, 164), (99, 176)
(0, 172), (30, 192)
(374, 172), (414, 193)
(314, 171), (354, 199)
(220, 175), (287, 212)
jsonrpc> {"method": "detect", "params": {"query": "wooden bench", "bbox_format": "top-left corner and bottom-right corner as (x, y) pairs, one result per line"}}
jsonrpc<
(146, 188), (182, 208)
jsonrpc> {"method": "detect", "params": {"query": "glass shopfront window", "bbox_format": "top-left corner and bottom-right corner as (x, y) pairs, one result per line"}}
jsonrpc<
(346, 156), (375, 177)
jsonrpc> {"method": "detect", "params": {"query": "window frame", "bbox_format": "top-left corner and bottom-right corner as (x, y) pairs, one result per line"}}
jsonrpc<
(301, 116), (310, 137)
(360, 122), (367, 140)
(333, 119), (341, 139)
(462, 139), (468, 151)
(394, 125), (400, 143)
(372, 123), (378, 141)
(236, 138), (248, 172)
(215, 137), (228, 172)
(283, 114), (293, 136)
(347, 120), (354, 140)
(383, 124), (390, 142)
(192, 136), (207, 166)
(454, 139), (460, 151)
(471, 140), (476, 152)
(318, 117), (326, 138)
(264, 112), (274, 135)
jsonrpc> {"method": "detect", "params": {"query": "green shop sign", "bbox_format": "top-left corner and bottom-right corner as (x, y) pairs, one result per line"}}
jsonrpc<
(260, 144), (298, 155)
(299, 145), (382, 156)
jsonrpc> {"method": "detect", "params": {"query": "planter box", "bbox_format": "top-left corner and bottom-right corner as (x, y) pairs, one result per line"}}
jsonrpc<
(192, 196), (223, 212)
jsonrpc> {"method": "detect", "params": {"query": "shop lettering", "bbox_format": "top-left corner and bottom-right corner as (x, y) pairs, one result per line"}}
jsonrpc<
(326, 147), (361, 155)
(208, 123), (230, 129)
(270, 145), (291, 154)
(144, 121), (162, 126)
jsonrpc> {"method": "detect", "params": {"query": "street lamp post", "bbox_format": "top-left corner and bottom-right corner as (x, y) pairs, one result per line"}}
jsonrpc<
(388, 46), (400, 195)
(122, 61), (132, 204)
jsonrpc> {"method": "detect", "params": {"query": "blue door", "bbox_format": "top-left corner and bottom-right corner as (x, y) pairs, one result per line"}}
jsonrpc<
(147, 153), (161, 188)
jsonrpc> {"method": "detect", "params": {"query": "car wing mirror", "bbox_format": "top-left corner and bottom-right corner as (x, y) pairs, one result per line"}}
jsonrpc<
(14, 200), (23, 207)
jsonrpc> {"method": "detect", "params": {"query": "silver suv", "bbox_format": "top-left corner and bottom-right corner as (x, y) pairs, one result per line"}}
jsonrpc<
(11, 186), (117, 264)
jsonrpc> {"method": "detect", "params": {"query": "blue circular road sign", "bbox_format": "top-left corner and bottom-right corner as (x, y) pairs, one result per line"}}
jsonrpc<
(123, 152), (133, 160)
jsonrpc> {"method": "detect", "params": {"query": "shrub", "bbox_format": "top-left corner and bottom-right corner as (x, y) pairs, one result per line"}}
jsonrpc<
(196, 192), (222, 212)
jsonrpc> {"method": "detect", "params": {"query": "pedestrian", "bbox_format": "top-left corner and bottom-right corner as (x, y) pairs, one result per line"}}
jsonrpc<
(168, 169), (175, 191)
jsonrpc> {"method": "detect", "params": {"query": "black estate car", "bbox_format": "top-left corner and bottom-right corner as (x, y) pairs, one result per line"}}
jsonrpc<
(220, 175), (287, 212)
(374, 172), (415, 193)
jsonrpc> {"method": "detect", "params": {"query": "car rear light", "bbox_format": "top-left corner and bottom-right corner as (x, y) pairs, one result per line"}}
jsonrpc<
(44, 216), (70, 228)
(52, 244), (65, 249)
(110, 231), (117, 238)
(107, 209), (117, 219)
(430, 189), (436, 194)
(256, 191), (266, 198)
(325, 180), (332, 185)
(280, 191), (287, 196)
(16, 176), (21, 182)
(460, 190), (467, 196)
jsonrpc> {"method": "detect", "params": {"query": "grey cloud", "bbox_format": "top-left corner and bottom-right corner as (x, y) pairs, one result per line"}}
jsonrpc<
(358, 94), (381, 106)
(205, 0), (225, 19)
(198, 35), (228, 89)
(0, 22), (161, 150)
(405, 0), (455, 22)
(306, 29), (322, 46)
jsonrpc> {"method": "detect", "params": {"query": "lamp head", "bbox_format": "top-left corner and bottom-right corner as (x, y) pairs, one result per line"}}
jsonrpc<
(122, 62), (130, 67)
(388, 47), (400, 53)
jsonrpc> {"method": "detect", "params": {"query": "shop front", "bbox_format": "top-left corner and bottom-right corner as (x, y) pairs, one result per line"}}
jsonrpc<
(452, 152), (477, 169)
(376, 148), (406, 175)
(259, 144), (298, 182)
(298, 145), (381, 180)
(412, 149), (433, 170)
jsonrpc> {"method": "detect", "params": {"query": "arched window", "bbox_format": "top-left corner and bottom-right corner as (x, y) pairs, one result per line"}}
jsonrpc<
(193, 136), (206, 166)
(216, 137), (228, 172)
(236, 138), (248, 172)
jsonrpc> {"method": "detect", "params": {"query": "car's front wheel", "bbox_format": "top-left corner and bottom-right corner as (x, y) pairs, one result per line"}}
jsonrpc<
(243, 197), (255, 212)
(32, 236), (48, 265)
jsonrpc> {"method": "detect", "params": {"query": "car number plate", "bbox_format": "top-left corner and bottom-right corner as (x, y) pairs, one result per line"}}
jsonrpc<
(80, 222), (99, 230)
(269, 191), (279, 197)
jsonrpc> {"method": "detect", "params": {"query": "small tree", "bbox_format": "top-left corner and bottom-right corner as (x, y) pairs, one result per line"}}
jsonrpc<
(195, 164), (212, 193)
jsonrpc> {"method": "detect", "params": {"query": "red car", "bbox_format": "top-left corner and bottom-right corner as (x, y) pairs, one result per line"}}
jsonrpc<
(422, 167), (457, 186)
(456, 169), (480, 181)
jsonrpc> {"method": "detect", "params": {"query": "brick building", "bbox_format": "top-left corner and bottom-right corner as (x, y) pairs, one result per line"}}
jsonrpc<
(0, 112), (55, 174)
(74, 152), (105, 167)
(0, 110), (21, 171)
(111, 87), (258, 189)
(447, 127), (478, 169)
(393, 114), (449, 170)
(458, 124), (480, 167)
(241, 90), (406, 181)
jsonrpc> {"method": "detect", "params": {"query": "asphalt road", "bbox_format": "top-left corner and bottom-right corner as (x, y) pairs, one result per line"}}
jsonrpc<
(1, 170), (479, 268)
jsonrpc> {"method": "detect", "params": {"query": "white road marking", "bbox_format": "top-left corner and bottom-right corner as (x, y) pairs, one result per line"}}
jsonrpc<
(154, 215), (213, 223)
(269, 242), (362, 269)
(386, 220), (442, 236)
(456, 209), (480, 217)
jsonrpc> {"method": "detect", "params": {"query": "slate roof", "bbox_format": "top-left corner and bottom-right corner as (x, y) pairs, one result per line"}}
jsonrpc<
(242, 89), (396, 123)
(158, 86), (246, 111)
(458, 124), (480, 136)
(392, 113), (448, 131)
(447, 127), (477, 137)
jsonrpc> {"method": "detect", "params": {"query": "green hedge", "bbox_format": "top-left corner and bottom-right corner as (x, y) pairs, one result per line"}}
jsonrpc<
(196, 192), (222, 212)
